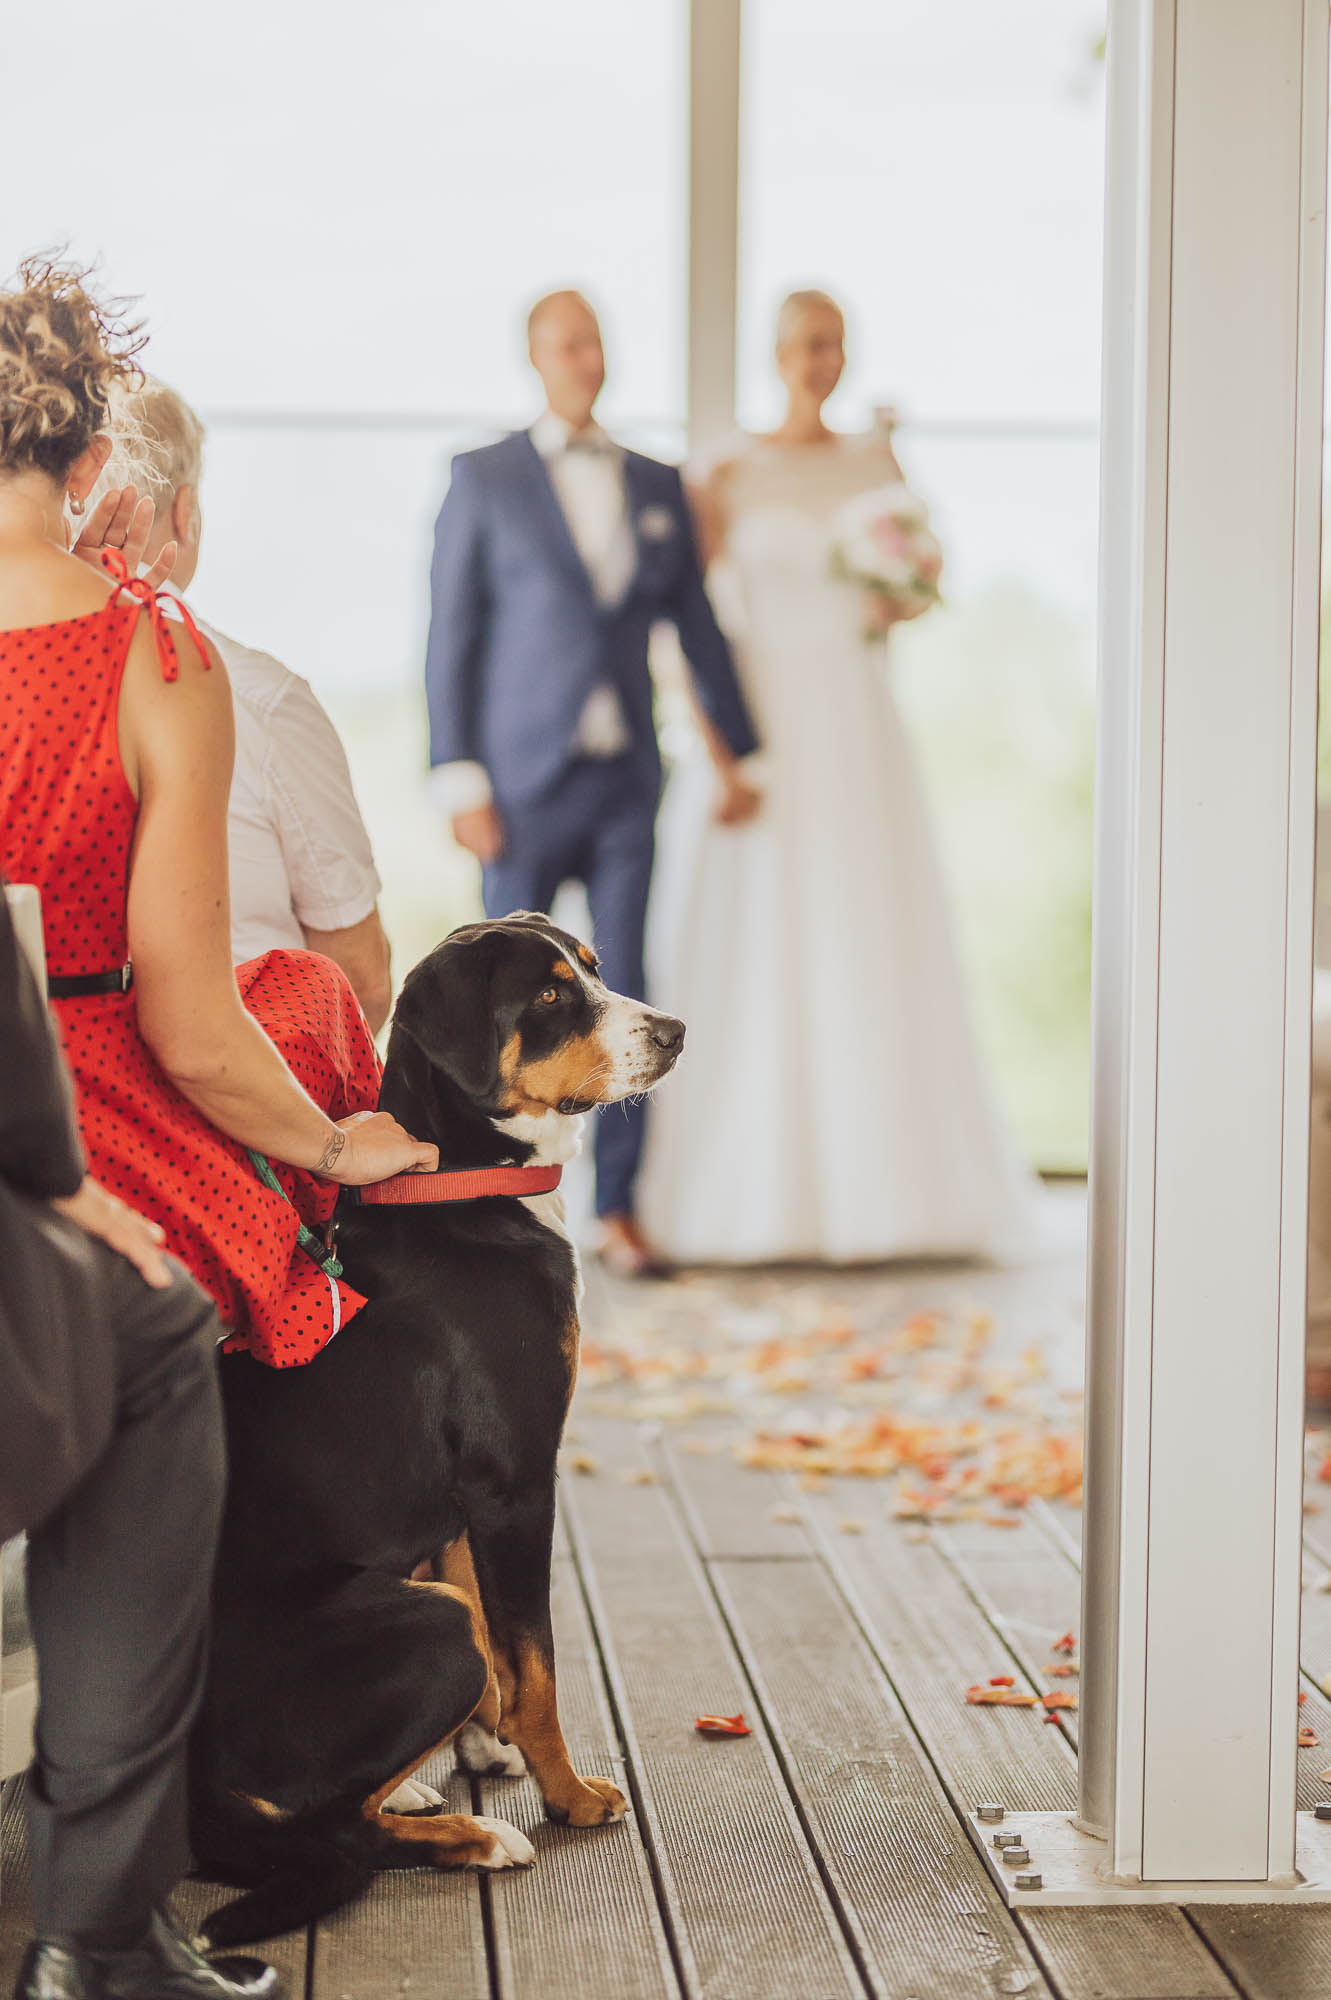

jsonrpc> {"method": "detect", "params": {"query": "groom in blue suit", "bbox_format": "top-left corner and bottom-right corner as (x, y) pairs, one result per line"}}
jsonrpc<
(426, 290), (761, 1274)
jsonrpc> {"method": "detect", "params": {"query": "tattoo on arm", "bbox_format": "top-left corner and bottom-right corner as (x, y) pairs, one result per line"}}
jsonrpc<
(315, 1125), (347, 1176)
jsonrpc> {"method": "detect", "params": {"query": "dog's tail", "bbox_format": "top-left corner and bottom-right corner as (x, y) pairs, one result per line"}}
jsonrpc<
(190, 1785), (386, 1947)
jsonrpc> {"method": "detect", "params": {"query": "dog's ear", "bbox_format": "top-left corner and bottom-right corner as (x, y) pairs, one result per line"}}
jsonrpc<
(395, 927), (505, 1101)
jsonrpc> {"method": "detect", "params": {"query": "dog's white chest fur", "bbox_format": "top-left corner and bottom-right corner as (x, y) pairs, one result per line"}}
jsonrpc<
(503, 1110), (586, 1299)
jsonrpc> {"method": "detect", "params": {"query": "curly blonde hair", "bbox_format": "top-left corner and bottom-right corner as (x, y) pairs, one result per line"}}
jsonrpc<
(0, 254), (148, 482)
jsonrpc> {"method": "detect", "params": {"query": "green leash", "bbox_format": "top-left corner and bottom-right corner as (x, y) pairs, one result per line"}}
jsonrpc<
(246, 1149), (344, 1281)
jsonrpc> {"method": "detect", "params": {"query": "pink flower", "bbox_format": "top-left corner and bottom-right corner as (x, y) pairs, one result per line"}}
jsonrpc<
(871, 517), (910, 558)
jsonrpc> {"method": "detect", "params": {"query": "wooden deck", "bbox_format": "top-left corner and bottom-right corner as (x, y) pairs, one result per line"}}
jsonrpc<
(8, 1198), (1331, 1998)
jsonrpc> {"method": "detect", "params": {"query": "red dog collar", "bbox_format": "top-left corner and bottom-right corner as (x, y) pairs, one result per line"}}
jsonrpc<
(355, 1164), (564, 1207)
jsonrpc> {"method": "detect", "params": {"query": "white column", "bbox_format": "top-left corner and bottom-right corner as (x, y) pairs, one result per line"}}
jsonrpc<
(687, 0), (742, 454)
(1080, 0), (1326, 1888)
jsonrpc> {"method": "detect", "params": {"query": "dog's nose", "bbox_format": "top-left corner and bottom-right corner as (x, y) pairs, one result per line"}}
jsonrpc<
(650, 1017), (686, 1054)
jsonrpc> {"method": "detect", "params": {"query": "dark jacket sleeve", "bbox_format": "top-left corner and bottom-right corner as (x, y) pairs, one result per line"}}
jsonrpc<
(425, 453), (491, 772)
(0, 891), (85, 1200)
(663, 467), (761, 761)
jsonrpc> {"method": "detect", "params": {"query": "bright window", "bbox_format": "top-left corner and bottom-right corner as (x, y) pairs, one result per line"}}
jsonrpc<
(739, 0), (1106, 1168)
(1, 0), (686, 961)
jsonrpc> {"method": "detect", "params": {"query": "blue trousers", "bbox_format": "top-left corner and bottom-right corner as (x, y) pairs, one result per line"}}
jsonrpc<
(483, 757), (657, 1217)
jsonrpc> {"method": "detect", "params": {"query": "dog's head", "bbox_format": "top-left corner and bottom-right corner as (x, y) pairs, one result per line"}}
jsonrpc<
(391, 912), (685, 1117)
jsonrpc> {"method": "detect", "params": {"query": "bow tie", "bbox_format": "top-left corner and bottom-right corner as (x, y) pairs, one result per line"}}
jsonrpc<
(564, 431), (614, 457)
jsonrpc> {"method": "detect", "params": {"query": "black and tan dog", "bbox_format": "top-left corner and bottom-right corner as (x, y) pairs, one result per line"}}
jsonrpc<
(190, 914), (685, 1945)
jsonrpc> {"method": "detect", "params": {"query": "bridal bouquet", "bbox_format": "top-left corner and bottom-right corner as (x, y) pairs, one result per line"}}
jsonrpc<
(829, 483), (943, 638)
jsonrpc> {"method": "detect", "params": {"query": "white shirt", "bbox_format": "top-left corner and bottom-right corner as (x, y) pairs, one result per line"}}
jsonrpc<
(198, 618), (383, 963)
(530, 410), (637, 609)
(430, 412), (632, 818)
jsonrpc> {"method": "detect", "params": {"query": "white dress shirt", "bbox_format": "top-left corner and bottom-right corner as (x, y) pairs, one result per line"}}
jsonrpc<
(198, 618), (383, 963)
(429, 412), (633, 818)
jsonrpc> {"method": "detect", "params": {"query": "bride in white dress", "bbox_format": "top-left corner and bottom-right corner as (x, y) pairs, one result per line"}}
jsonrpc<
(638, 290), (1038, 1264)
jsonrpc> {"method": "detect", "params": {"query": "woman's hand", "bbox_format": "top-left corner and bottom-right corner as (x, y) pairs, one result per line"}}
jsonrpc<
(318, 1110), (439, 1185)
(71, 485), (177, 591)
(52, 1175), (173, 1289)
(713, 769), (764, 828)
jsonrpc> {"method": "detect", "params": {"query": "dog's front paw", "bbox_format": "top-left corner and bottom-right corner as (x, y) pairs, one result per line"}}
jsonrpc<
(472, 1816), (537, 1868)
(455, 1722), (527, 1779)
(544, 1775), (628, 1827)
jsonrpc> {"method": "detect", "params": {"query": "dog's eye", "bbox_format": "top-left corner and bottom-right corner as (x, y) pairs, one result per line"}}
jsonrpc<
(537, 987), (560, 1006)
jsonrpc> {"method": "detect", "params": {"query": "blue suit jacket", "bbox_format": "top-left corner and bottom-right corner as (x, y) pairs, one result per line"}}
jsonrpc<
(425, 430), (759, 809)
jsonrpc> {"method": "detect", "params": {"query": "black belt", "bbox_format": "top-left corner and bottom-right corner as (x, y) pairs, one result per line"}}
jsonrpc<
(48, 963), (134, 998)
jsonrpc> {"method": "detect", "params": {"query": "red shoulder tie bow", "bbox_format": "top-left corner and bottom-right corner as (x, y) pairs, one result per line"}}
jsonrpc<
(99, 548), (211, 683)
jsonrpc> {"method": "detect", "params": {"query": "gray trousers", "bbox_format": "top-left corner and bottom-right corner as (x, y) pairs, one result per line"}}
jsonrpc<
(21, 1256), (224, 1946)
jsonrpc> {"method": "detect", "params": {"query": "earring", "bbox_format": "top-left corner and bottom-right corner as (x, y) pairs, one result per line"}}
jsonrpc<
(68, 492), (85, 516)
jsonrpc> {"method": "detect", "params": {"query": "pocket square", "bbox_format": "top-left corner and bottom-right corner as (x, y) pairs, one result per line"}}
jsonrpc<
(636, 505), (677, 543)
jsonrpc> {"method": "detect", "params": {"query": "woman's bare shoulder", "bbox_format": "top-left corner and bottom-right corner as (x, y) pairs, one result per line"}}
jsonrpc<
(686, 430), (754, 492)
(0, 544), (121, 629)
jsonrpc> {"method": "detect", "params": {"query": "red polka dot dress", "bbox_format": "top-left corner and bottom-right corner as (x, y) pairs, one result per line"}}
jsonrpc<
(0, 570), (383, 1367)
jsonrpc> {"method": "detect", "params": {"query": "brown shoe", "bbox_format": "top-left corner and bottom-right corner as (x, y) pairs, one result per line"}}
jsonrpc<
(597, 1213), (673, 1280)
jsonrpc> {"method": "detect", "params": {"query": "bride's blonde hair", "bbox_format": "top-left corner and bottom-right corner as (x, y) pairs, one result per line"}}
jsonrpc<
(774, 289), (845, 349)
(0, 254), (148, 481)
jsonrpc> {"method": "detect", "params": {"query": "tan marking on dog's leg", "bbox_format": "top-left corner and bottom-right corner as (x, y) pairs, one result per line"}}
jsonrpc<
(376, 1810), (535, 1870)
(472, 1672), (503, 1734)
(492, 1640), (625, 1826)
(442, 1537), (525, 1774)
(440, 1538), (495, 1686)
(562, 1308), (580, 1378)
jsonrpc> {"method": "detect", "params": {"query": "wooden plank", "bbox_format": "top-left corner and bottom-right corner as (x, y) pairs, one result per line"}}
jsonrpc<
(563, 1420), (865, 1999)
(664, 1437), (812, 1562)
(952, 1488), (1331, 1811)
(0, 1776), (34, 1985)
(794, 1477), (1239, 2000)
(1023, 1909), (1241, 2000)
(304, 1755), (488, 2000)
(307, 1867), (487, 2000)
(1185, 1906), (1331, 2000)
(712, 1554), (1054, 1998)
(1, 1776), (309, 1995)
(479, 1547), (678, 2000)
(950, 1485), (1331, 1996)
(782, 1490), (1077, 1814)
(933, 1514), (1088, 1756)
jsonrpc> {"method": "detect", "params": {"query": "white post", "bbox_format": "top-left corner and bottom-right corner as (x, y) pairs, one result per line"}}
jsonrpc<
(687, 0), (742, 455)
(1079, 0), (1326, 1889)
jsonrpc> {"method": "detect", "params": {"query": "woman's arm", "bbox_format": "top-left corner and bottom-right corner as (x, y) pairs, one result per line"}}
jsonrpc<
(683, 462), (729, 574)
(677, 464), (762, 825)
(119, 623), (434, 1183)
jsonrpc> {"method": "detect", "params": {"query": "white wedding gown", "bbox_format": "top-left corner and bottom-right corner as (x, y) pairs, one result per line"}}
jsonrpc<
(639, 434), (1042, 1264)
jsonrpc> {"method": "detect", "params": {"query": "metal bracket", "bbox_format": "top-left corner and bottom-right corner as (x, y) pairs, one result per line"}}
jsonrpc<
(966, 1811), (1331, 1906)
